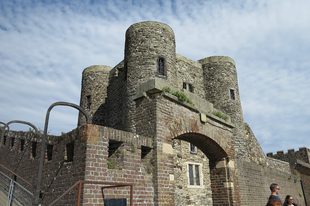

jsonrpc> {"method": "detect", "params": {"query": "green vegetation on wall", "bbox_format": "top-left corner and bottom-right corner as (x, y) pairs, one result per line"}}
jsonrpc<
(162, 86), (194, 105)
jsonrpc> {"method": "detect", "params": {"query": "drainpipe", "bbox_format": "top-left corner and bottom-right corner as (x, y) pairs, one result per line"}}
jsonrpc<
(301, 179), (308, 206)
(224, 157), (231, 206)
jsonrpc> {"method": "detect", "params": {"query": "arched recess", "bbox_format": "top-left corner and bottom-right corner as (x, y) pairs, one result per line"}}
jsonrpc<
(176, 132), (227, 161)
(174, 132), (234, 206)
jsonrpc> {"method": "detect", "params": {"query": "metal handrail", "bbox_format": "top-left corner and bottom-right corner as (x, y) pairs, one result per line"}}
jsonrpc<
(0, 120), (40, 147)
(0, 165), (35, 206)
(0, 171), (34, 196)
(0, 163), (35, 190)
(35, 101), (90, 205)
(49, 180), (133, 206)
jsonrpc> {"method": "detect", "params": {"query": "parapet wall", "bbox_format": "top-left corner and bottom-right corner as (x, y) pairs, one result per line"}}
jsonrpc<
(236, 158), (304, 205)
(267, 147), (310, 164)
(0, 125), (155, 205)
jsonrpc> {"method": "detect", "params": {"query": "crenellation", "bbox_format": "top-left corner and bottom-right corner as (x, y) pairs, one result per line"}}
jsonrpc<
(288, 149), (295, 153)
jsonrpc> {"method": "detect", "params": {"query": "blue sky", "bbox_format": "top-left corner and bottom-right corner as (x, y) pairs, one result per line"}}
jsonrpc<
(0, 0), (309, 154)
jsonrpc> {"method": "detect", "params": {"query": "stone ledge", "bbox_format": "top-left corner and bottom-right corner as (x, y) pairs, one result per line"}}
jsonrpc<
(133, 78), (235, 128)
(98, 126), (153, 148)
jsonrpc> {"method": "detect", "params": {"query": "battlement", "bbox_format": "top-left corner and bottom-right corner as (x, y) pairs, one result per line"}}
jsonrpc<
(267, 147), (309, 156)
(267, 147), (310, 164)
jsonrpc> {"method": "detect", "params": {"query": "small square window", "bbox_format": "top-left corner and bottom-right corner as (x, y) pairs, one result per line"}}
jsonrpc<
(108, 141), (122, 157)
(190, 143), (197, 153)
(141, 146), (152, 159)
(183, 83), (194, 93)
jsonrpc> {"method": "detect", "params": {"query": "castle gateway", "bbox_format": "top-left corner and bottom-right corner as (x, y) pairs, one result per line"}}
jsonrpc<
(1, 21), (309, 206)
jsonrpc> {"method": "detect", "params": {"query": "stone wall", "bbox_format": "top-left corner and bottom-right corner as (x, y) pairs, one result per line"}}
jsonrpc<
(0, 127), (87, 205)
(173, 140), (212, 206)
(175, 54), (205, 99)
(236, 158), (305, 206)
(267, 148), (310, 206)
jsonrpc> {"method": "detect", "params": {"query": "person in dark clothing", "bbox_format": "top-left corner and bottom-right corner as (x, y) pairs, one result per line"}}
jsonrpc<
(269, 183), (282, 203)
(283, 195), (297, 206)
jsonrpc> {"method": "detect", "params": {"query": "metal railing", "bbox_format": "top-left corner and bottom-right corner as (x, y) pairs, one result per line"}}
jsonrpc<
(35, 101), (90, 205)
(0, 164), (35, 206)
(49, 180), (133, 206)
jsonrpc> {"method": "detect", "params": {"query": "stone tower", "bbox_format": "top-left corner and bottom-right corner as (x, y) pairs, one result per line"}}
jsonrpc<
(199, 56), (247, 159)
(78, 65), (111, 126)
(124, 21), (177, 132)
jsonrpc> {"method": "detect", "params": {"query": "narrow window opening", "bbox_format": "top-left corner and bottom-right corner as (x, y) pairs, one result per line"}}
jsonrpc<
(20, 139), (25, 151)
(31, 142), (37, 158)
(141, 146), (152, 159)
(47, 144), (53, 161)
(65, 142), (74, 162)
(158, 58), (165, 75)
(188, 164), (194, 185)
(108, 140), (122, 157)
(190, 143), (197, 154)
(230, 89), (235, 100)
(188, 84), (194, 93)
(86, 95), (91, 110)
(39, 191), (43, 198)
(3, 135), (7, 145)
(195, 165), (200, 185)
(124, 64), (128, 82)
(183, 82), (187, 89)
(11, 137), (15, 148)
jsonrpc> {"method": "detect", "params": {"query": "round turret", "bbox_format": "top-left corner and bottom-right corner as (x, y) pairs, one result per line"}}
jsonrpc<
(123, 21), (177, 132)
(200, 56), (247, 159)
(124, 21), (177, 85)
(78, 65), (112, 126)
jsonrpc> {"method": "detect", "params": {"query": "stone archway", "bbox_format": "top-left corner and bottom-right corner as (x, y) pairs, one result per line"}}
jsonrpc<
(174, 132), (234, 206)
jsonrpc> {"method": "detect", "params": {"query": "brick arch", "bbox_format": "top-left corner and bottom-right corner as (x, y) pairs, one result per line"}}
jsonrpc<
(174, 132), (233, 206)
(174, 132), (228, 161)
